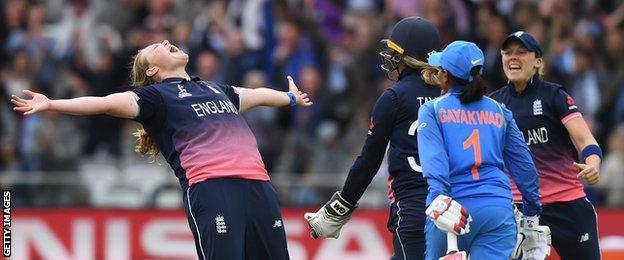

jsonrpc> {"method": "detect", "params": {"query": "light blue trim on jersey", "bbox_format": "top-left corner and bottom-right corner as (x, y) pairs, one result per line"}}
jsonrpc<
(432, 93), (451, 124)
(485, 96), (507, 129)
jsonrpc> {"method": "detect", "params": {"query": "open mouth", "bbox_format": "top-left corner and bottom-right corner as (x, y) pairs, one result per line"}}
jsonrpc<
(169, 45), (179, 53)
(508, 64), (521, 72)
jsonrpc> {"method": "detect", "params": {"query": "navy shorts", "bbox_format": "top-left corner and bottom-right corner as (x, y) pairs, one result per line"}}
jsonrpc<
(387, 196), (426, 260)
(183, 178), (289, 260)
(540, 197), (600, 260)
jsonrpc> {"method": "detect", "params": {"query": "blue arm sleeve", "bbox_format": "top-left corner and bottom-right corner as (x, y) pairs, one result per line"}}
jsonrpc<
(340, 90), (397, 204)
(416, 102), (451, 205)
(502, 108), (542, 216)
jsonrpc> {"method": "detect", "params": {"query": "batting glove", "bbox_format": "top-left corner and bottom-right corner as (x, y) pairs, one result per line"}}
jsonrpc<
(304, 191), (357, 239)
(518, 215), (551, 260)
(425, 195), (472, 235)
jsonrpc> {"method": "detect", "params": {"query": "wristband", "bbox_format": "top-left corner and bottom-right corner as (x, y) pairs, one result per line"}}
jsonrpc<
(581, 144), (602, 163)
(286, 92), (297, 107)
(323, 192), (357, 217)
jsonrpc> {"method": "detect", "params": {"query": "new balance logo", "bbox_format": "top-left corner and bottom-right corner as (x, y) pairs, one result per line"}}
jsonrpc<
(580, 233), (589, 243)
(215, 215), (227, 234)
(273, 220), (282, 228)
(178, 84), (192, 98)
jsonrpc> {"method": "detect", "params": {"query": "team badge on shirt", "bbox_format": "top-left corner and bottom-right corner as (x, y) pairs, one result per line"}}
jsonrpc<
(566, 95), (578, 110)
(178, 84), (193, 98)
(368, 117), (375, 135)
(533, 99), (543, 115)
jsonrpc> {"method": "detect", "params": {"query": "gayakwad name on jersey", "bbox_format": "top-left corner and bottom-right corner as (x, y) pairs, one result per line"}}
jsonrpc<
(191, 100), (238, 117)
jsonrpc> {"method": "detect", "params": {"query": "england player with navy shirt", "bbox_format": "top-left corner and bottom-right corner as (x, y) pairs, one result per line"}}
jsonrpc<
(305, 17), (443, 259)
(490, 32), (602, 260)
(11, 40), (313, 260)
(416, 41), (543, 259)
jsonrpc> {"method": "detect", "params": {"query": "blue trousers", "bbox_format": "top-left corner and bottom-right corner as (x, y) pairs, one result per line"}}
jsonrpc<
(183, 178), (289, 260)
(425, 198), (516, 260)
(387, 195), (427, 260)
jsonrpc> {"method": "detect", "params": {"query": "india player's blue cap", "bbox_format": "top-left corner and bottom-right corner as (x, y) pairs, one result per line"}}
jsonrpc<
(427, 41), (484, 82)
(502, 31), (543, 57)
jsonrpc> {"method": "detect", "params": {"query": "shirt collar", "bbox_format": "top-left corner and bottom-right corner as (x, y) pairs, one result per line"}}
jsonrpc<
(449, 85), (464, 94)
(509, 74), (540, 96)
(161, 76), (201, 84)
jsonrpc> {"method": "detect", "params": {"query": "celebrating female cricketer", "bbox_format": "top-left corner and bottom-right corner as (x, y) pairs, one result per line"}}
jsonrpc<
(12, 40), (312, 260)
(490, 31), (601, 260)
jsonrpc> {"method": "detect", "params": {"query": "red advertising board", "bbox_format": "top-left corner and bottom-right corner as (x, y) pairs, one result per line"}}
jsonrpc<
(7, 208), (624, 259)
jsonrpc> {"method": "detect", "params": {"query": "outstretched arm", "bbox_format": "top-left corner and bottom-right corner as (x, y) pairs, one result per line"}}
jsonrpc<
(11, 90), (137, 119)
(238, 76), (312, 112)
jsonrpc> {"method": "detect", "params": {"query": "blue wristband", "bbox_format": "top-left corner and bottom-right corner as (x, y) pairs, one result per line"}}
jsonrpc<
(581, 144), (602, 163)
(286, 92), (297, 107)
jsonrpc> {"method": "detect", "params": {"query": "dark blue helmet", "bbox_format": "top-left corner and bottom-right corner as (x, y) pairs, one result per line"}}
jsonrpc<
(380, 17), (441, 79)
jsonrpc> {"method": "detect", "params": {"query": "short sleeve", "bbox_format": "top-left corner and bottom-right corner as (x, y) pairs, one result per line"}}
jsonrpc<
(552, 87), (581, 124)
(131, 86), (163, 124)
(212, 82), (241, 110)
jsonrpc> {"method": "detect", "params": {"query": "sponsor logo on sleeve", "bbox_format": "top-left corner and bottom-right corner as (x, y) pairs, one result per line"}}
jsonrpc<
(368, 117), (374, 135)
(567, 95), (577, 110)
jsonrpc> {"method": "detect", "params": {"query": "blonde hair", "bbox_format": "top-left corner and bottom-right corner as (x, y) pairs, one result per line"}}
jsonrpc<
(130, 49), (160, 160)
(403, 55), (442, 86)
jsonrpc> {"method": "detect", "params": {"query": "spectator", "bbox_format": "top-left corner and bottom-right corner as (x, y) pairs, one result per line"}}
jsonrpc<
(598, 124), (624, 207)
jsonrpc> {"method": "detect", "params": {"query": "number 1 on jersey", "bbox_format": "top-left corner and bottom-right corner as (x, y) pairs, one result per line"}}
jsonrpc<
(463, 129), (482, 180)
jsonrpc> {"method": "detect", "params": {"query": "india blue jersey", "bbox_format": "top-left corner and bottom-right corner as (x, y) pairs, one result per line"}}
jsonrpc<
(417, 87), (541, 216)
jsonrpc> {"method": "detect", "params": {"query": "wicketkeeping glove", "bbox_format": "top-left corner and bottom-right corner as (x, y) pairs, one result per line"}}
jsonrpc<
(304, 191), (357, 239)
(518, 215), (551, 260)
(425, 195), (472, 235)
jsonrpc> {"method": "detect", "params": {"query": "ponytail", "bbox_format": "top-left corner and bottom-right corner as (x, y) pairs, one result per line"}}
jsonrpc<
(403, 55), (443, 86)
(133, 128), (160, 161)
(130, 48), (160, 161)
(458, 66), (486, 104)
